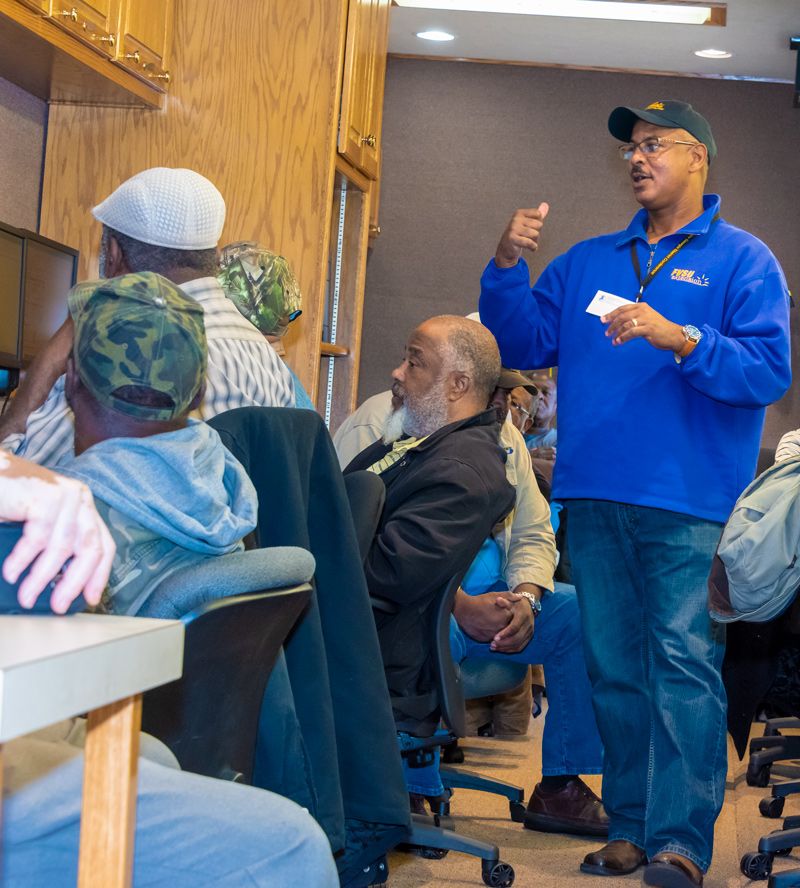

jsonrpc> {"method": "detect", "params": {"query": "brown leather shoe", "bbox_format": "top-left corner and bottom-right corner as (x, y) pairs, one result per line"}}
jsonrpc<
(580, 840), (647, 876)
(643, 852), (703, 887)
(524, 778), (609, 837)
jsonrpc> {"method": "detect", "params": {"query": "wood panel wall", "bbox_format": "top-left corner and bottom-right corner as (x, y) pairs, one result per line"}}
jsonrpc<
(39, 0), (349, 397)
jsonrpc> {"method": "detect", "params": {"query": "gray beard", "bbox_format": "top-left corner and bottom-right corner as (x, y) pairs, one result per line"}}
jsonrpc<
(381, 405), (407, 444)
(402, 383), (449, 438)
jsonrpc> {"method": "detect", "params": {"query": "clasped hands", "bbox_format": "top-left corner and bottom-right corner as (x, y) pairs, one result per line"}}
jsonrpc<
(453, 585), (537, 654)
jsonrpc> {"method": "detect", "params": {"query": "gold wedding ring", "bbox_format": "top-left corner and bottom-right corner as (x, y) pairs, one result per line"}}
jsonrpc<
(631, 318), (639, 328)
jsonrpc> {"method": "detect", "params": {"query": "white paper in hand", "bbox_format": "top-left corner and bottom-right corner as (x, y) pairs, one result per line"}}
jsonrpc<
(585, 290), (634, 318)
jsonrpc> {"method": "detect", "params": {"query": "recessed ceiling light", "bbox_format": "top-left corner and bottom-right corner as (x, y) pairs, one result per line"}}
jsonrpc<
(694, 48), (732, 58)
(397, 1), (721, 26)
(416, 29), (456, 40)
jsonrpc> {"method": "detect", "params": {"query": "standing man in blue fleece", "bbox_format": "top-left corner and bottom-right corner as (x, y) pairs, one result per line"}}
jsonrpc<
(479, 100), (791, 888)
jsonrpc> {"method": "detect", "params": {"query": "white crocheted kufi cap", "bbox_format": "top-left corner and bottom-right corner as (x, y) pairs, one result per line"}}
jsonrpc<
(92, 167), (226, 250)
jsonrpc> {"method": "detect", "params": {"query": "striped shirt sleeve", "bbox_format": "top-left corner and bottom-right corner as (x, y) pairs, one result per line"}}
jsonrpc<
(775, 429), (800, 464)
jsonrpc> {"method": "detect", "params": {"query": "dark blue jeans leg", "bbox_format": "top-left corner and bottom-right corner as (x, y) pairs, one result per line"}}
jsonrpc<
(567, 500), (650, 850)
(454, 583), (603, 776)
(637, 508), (726, 871)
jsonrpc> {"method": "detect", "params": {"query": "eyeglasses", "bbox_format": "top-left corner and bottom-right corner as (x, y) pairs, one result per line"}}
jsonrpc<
(510, 399), (531, 419)
(618, 136), (701, 161)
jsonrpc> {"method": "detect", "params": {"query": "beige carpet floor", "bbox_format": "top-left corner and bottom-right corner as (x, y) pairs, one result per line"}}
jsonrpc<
(387, 707), (800, 887)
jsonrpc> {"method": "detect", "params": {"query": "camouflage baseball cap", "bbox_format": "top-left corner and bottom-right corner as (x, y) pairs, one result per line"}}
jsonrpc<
(217, 241), (302, 337)
(68, 272), (207, 421)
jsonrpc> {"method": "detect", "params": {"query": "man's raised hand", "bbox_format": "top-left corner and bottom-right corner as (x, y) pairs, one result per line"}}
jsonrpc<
(495, 202), (550, 269)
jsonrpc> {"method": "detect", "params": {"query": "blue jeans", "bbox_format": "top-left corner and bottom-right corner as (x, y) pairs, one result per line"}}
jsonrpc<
(567, 500), (727, 872)
(401, 582), (603, 795)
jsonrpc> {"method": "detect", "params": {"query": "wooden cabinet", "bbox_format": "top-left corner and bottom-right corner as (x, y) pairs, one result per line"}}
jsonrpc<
(338, 0), (390, 179)
(15, 0), (49, 13)
(48, 0), (121, 57)
(0, 0), (165, 106)
(116, 0), (172, 88)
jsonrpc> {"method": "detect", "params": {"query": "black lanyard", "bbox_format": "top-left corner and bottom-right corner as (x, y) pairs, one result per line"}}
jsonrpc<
(630, 213), (720, 303)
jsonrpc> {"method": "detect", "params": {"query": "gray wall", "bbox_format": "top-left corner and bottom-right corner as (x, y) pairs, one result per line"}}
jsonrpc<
(0, 76), (46, 231)
(361, 58), (800, 447)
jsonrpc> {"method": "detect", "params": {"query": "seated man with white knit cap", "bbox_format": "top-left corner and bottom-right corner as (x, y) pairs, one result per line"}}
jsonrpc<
(0, 167), (297, 468)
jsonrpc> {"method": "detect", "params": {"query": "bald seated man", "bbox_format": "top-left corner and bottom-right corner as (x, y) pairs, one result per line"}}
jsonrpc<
(344, 315), (516, 735)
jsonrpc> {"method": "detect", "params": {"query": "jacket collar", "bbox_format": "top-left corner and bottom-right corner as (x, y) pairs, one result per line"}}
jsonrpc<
(407, 408), (502, 455)
(615, 193), (721, 248)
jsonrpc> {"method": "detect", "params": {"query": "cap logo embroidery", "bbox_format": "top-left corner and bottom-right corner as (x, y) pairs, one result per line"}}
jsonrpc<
(671, 268), (710, 287)
(645, 101), (665, 110)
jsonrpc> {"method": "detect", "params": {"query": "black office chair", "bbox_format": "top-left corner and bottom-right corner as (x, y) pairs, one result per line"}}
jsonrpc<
(343, 471), (518, 886)
(396, 573), (518, 887)
(344, 471), (386, 562)
(138, 547), (314, 785)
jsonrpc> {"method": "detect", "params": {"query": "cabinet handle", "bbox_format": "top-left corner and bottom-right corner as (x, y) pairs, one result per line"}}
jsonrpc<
(361, 134), (377, 148)
(124, 50), (141, 64)
(93, 33), (116, 47)
(60, 7), (78, 21)
(149, 71), (171, 84)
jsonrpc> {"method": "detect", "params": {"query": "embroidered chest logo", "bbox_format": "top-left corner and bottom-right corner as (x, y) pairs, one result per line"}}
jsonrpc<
(670, 268), (710, 287)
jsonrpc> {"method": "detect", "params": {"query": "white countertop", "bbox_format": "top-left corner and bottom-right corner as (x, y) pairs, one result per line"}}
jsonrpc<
(0, 613), (184, 742)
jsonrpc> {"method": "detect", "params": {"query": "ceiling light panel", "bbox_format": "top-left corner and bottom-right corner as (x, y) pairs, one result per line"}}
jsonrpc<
(394, 1), (717, 26)
(416, 29), (456, 40)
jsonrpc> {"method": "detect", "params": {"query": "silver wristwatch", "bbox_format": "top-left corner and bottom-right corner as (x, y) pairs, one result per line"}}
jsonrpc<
(517, 590), (542, 616)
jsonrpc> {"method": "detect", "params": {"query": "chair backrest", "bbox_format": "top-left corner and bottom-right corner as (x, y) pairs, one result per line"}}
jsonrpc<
(138, 546), (315, 783)
(343, 470), (386, 564)
(141, 584), (311, 783)
(431, 573), (468, 737)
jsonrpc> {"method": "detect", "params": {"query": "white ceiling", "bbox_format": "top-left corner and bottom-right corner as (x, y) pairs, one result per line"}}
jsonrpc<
(389, 0), (799, 83)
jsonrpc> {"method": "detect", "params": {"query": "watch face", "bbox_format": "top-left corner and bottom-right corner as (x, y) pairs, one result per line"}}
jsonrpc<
(684, 324), (702, 342)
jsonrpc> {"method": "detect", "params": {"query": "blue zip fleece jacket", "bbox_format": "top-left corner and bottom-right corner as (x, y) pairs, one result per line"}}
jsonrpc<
(479, 195), (791, 522)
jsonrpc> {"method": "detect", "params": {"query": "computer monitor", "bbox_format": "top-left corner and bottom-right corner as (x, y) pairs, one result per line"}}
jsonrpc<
(21, 235), (78, 366)
(0, 226), (23, 369)
(0, 223), (78, 388)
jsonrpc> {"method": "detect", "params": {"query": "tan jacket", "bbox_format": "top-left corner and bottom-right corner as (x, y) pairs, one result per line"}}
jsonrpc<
(498, 421), (557, 593)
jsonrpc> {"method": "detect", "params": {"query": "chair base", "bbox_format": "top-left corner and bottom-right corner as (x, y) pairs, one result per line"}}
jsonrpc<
(403, 814), (516, 886)
(440, 766), (527, 823)
(747, 719), (800, 788)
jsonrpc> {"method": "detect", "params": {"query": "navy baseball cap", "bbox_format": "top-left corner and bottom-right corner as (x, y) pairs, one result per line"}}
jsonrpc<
(608, 100), (717, 164)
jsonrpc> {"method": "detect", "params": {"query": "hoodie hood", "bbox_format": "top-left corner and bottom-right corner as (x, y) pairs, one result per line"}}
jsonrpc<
(60, 420), (257, 554)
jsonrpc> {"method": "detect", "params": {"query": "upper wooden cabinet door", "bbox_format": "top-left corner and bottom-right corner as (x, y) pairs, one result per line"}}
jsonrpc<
(15, 0), (50, 14)
(338, 0), (390, 179)
(117, 0), (173, 89)
(48, 0), (121, 55)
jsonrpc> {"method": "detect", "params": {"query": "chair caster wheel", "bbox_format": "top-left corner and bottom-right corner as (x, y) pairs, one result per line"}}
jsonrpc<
(760, 796), (786, 818)
(509, 800), (526, 823)
(482, 860), (515, 887)
(740, 851), (773, 880)
(748, 764), (772, 787)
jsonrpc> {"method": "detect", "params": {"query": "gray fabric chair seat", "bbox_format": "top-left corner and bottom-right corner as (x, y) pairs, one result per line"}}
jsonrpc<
(137, 547), (315, 619)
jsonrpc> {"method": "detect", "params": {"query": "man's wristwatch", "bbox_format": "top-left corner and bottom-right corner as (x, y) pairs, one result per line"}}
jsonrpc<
(517, 590), (542, 616)
(674, 324), (703, 364)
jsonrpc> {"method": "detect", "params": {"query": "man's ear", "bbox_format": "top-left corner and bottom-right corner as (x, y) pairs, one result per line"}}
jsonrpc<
(104, 235), (129, 277)
(188, 381), (206, 412)
(448, 370), (471, 401)
(688, 142), (708, 174)
(65, 355), (78, 406)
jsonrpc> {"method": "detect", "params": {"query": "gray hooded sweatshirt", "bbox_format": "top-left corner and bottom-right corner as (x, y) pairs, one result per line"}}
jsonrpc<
(59, 420), (258, 615)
